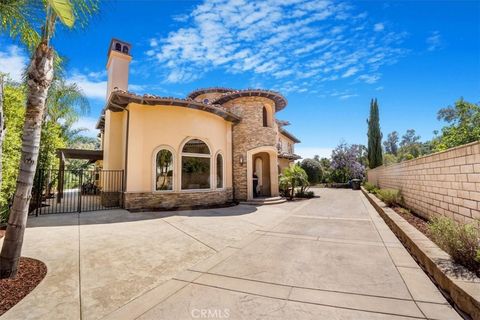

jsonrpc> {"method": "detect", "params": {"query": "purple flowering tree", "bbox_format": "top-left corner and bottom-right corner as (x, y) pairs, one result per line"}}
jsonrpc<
(330, 143), (366, 183)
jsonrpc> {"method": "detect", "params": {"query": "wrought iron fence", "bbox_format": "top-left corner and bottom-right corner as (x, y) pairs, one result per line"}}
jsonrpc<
(32, 169), (124, 215)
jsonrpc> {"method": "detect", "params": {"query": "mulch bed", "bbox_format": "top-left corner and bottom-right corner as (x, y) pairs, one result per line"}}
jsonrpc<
(392, 206), (433, 240)
(0, 257), (47, 315)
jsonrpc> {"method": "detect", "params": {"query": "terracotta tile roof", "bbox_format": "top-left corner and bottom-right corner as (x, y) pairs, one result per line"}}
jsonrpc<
(279, 127), (301, 143)
(211, 89), (288, 111)
(96, 90), (241, 130)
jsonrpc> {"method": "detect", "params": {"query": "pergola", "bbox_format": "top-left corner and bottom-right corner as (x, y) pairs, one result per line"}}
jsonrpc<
(56, 148), (103, 202)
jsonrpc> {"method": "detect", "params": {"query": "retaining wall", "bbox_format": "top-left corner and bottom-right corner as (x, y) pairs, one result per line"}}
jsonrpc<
(367, 141), (480, 223)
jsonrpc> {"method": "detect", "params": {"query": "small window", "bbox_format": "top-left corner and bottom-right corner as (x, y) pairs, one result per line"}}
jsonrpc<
(155, 149), (174, 191)
(182, 139), (211, 190)
(122, 46), (129, 54)
(216, 154), (223, 188)
(203, 98), (210, 104)
(262, 107), (268, 127)
(115, 43), (121, 51)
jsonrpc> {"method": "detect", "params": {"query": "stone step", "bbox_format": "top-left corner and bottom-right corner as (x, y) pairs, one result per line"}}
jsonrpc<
(239, 197), (287, 206)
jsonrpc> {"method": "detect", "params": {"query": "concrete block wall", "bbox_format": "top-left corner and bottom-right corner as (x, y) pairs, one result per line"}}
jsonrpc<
(367, 141), (480, 223)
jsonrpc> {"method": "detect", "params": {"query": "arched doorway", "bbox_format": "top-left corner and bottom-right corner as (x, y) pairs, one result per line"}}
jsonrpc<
(246, 146), (279, 200)
(253, 153), (271, 197)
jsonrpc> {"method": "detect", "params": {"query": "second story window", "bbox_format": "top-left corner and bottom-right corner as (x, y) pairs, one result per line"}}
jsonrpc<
(262, 107), (268, 127)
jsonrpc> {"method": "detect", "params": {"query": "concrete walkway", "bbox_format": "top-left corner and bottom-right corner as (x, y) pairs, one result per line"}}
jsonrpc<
(1, 189), (461, 320)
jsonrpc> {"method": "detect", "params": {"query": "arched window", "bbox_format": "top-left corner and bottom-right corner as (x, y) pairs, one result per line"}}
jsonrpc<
(122, 46), (129, 54)
(262, 107), (268, 127)
(216, 154), (223, 189)
(115, 42), (121, 51)
(155, 149), (174, 191)
(182, 139), (211, 190)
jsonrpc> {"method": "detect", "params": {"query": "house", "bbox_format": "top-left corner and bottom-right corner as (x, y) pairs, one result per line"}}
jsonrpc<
(96, 39), (300, 210)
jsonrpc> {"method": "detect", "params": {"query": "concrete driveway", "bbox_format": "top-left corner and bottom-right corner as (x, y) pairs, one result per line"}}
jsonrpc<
(1, 188), (461, 320)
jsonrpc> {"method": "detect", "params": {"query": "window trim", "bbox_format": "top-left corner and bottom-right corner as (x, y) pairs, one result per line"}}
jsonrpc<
(152, 145), (176, 193)
(179, 137), (213, 192)
(215, 151), (225, 190)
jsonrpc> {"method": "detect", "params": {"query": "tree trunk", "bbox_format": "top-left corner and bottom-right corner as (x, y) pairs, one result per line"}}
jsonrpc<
(0, 75), (5, 193)
(0, 42), (54, 279)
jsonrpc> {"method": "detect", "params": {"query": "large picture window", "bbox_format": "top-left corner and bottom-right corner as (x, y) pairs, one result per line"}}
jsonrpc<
(216, 154), (223, 188)
(182, 139), (211, 190)
(155, 149), (174, 191)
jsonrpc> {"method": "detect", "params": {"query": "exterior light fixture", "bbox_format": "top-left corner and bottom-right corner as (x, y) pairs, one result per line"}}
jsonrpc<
(239, 155), (244, 165)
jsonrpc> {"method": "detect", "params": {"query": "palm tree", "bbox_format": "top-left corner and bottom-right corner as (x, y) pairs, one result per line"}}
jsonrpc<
(0, 0), (98, 278)
(46, 78), (89, 126)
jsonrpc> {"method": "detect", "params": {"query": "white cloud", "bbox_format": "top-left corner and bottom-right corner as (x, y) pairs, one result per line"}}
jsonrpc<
(71, 116), (99, 137)
(66, 73), (107, 100)
(426, 31), (442, 51)
(296, 147), (333, 159)
(357, 74), (380, 84)
(373, 23), (384, 32)
(146, 0), (407, 92)
(0, 45), (28, 82)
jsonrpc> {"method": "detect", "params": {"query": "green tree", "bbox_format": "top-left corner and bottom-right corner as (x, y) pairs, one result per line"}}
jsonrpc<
(383, 131), (399, 155)
(300, 158), (323, 185)
(398, 129), (422, 160)
(433, 98), (480, 151)
(1, 0), (98, 278)
(367, 98), (383, 168)
(0, 85), (26, 211)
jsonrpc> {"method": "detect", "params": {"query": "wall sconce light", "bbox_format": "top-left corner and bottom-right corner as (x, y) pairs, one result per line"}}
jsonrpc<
(239, 155), (244, 165)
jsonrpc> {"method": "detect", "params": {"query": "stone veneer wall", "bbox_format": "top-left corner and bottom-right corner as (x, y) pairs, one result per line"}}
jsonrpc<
(124, 188), (233, 210)
(223, 97), (278, 201)
(368, 141), (480, 223)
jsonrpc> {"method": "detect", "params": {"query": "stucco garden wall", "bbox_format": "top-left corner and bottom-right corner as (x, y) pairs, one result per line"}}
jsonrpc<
(367, 141), (480, 223)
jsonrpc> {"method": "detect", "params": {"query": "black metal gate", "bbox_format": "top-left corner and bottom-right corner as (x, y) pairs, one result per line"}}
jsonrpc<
(32, 169), (124, 215)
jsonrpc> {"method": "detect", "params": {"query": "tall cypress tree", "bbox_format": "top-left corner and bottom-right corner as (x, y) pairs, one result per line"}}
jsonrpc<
(367, 98), (383, 169)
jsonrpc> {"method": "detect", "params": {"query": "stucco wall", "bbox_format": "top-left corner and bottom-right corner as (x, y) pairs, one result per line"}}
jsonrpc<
(367, 141), (480, 223)
(125, 103), (233, 193)
(278, 158), (292, 173)
(103, 110), (127, 171)
(278, 133), (295, 154)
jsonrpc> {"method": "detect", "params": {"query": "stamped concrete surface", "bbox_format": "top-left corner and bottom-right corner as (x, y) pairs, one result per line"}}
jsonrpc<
(1, 188), (462, 320)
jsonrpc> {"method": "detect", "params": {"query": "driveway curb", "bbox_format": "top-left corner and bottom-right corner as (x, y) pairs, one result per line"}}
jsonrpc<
(361, 187), (480, 320)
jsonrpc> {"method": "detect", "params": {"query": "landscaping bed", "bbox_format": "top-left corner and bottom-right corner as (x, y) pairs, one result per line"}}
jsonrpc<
(0, 257), (47, 316)
(392, 207), (431, 238)
(362, 187), (480, 319)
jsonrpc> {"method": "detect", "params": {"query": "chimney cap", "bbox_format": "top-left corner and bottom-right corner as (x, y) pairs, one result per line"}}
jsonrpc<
(108, 38), (132, 57)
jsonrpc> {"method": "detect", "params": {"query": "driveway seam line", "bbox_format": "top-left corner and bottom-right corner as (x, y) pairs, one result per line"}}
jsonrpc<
(77, 212), (83, 320)
(359, 194), (428, 319)
(188, 281), (426, 320)
(197, 270), (446, 304)
(162, 219), (219, 253)
(132, 281), (190, 320)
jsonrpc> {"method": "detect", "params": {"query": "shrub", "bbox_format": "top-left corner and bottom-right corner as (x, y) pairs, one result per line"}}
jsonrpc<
(428, 217), (480, 275)
(295, 191), (315, 198)
(279, 164), (309, 200)
(363, 182), (377, 193)
(376, 188), (402, 207)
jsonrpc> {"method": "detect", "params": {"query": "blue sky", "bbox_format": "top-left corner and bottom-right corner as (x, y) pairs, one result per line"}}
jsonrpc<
(1, 0), (479, 158)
